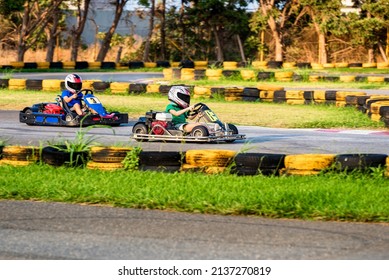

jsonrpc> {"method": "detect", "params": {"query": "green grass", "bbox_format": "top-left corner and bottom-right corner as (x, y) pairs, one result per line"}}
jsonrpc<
(0, 164), (388, 222)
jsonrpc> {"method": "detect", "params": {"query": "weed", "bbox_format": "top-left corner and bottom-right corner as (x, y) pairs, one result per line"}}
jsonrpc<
(122, 146), (142, 171)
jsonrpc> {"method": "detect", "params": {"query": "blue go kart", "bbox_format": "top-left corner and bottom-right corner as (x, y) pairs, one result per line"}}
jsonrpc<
(19, 89), (128, 127)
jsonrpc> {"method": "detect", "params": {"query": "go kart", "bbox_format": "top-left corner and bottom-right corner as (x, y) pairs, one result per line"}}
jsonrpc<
(19, 89), (128, 127)
(131, 102), (246, 143)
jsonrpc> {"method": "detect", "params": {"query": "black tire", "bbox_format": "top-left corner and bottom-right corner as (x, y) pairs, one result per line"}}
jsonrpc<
(92, 82), (110, 92)
(132, 123), (149, 142)
(42, 146), (89, 167)
(26, 79), (43, 90)
(232, 153), (286, 176)
(190, 125), (209, 137)
(0, 79), (9, 88)
(334, 154), (387, 172)
(129, 83), (147, 93)
(257, 72), (274, 80)
(49, 62), (63, 69)
(139, 151), (183, 166)
(303, 91), (314, 100)
(75, 61), (89, 69)
(225, 123), (239, 143)
(325, 91), (337, 101)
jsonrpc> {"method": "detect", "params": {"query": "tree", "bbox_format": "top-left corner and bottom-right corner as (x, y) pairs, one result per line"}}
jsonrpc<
(15, 0), (64, 61)
(68, 0), (91, 62)
(141, 0), (155, 62)
(95, 0), (129, 62)
(250, 0), (300, 62)
(298, 0), (343, 64)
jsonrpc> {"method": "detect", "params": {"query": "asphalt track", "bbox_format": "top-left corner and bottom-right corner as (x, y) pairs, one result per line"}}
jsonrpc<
(1, 110), (389, 154)
(1, 72), (389, 260)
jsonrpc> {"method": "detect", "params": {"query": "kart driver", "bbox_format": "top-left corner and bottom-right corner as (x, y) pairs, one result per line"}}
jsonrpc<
(62, 73), (84, 116)
(165, 86), (201, 133)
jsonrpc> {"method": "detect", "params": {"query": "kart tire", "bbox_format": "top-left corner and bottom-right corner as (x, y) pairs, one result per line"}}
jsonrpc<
(65, 114), (74, 122)
(190, 125), (209, 137)
(225, 124), (239, 143)
(132, 123), (149, 142)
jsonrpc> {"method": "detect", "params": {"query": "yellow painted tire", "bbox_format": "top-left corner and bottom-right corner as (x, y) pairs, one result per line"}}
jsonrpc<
(377, 62), (389, 69)
(339, 75), (355, 82)
(252, 61), (268, 69)
(323, 63), (335, 68)
(193, 86), (211, 96)
(284, 154), (336, 171)
(335, 62), (349, 68)
(223, 61), (238, 69)
(110, 82), (129, 94)
(311, 63), (323, 70)
(308, 75), (321, 82)
(313, 90), (326, 100)
(0, 159), (34, 166)
(336, 91), (366, 101)
(163, 68), (173, 80)
(42, 79), (62, 91)
(185, 150), (236, 167)
(144, 62), (157, 68)
(88, 62), (101, 69)
(10, 61), (24, 69)
(86, 161), (124, 171)
(285, 90), (304, 99)
(362, 62), (377, 68)
(37, 62), (50, 69)
(286, 99), (305, 105)
(194, 61), (208, 69)
(62, 61), (75, 69)
(180, 164), (226, 174)
(370, 113), (382, 122)
(274, 71), (293, 81)
(2, 146), (39, 162)
(257, 84), (284, 91)
(205, 69), (223, 80)
(8, 79), (26, 90)
(146, 84), (161, 93)
(90, 146), (133, 163)
(367, 76), (385, 83)
(240, 70), (256, 80)
(282, 62), (296, 69)
(370, 101), (389, 114)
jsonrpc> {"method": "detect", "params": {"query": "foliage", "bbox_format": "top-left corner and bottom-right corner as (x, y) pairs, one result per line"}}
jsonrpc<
(122, 146), (142, 171)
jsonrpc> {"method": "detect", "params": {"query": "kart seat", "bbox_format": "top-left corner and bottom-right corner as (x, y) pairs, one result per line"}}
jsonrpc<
(57, 95), (75, 114)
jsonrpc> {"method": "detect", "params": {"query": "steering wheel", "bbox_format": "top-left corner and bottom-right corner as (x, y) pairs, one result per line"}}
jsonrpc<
(77, 89), (93, 97)
(188, 103), (204, 117)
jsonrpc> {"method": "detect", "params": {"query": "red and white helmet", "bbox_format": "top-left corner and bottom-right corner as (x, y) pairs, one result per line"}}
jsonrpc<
(65, 73), (82, 94)
(168, 86), (191, 108)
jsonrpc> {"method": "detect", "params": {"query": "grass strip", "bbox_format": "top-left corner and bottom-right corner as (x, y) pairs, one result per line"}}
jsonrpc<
(1, 164), (388, 222)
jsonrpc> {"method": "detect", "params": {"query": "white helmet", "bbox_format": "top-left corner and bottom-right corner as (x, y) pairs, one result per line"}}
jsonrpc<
(65, 73), (82, 93)
(168, 86), (191, 108)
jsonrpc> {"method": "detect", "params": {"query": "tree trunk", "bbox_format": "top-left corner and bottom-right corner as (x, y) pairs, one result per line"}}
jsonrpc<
(46, 6), (60, 62)
(160, 0), (166, 60)
(179, 0), (186, 60)
(96, 0), (127, 62)
(70, 0), (91, 62)
(267, 16), (283, 61)
(236, 34), (246, 62)
(367, 48), (374, 62)
(318, 32), (327, 64)
(17, 1), (30, 61)
(143, 0), (155, 62)
(212, 25), (223, 61)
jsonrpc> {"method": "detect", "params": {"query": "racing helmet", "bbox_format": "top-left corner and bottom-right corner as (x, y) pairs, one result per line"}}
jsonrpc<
(168, 86), (191, 109)
(65, 73), (82, 93)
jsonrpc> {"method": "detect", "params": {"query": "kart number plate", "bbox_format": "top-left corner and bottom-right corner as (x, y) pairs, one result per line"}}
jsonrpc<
(204, 110), (219, 122)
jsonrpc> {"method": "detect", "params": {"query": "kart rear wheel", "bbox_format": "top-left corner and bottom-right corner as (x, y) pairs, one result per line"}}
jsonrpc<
(132, 123), (149, 142)
(190, 125), (209, 137)
(24, 108), (34, 126)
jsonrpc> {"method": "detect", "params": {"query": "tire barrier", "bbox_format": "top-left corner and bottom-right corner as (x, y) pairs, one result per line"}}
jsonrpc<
(1, 146), (389, 177)
(0, 146), (39, 166)
(87, 146), (133, 170)
(2, 73), (389, 126)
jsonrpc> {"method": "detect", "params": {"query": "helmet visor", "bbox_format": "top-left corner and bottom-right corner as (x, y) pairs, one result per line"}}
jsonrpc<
(178, 92), (190, 104)
(68, 81), (82, 91)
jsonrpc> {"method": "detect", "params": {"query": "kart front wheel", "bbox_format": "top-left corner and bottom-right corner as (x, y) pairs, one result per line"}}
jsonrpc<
(190, 125), (209, 137)
(225, 123), (239, 143)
